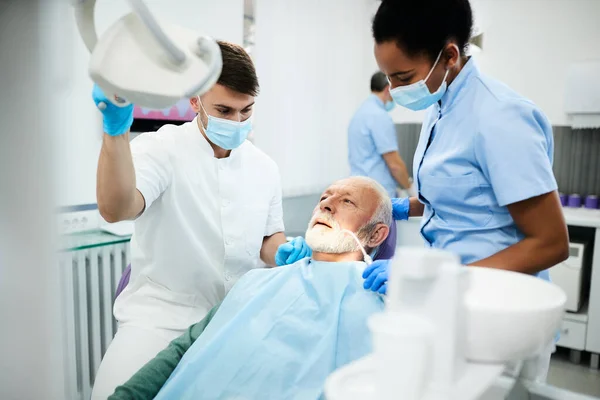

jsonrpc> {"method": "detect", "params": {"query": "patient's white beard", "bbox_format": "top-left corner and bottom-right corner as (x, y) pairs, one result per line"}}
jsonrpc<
(305, 214), (364, 254)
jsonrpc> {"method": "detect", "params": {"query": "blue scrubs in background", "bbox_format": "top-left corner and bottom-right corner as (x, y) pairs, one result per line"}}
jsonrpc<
(348, 94), (399, 197)
(414, 59), (556, 279)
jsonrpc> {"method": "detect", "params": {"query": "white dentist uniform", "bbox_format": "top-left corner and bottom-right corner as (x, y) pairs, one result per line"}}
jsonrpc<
(91, 117), (284, 399)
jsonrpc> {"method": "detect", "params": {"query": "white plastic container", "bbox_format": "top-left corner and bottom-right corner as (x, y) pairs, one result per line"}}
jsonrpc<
(385, 247), (467, 390)
(368, 312), (434, 400)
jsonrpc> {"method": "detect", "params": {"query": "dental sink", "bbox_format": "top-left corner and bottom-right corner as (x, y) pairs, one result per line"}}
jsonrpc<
(464, 267), (566, 362)
(326, 248), (568, 400)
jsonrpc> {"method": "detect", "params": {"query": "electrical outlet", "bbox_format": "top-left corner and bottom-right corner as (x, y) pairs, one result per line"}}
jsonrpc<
(58, 209), (101, 235)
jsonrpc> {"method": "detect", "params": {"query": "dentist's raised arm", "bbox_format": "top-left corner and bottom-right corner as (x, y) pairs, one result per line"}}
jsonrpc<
(93, 85), (145, 222)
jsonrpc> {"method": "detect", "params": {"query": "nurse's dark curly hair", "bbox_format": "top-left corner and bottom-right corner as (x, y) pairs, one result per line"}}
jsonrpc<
(372, 0), (473, 63)
(217, 41), (259, 97)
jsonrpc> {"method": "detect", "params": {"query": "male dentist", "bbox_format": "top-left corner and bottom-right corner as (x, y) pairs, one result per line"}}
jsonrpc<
(91, 41), (309, 399)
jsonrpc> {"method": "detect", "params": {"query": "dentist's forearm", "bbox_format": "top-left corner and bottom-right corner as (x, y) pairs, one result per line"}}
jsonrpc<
(97, 133), (144, 222)
(260, 232), (287, 267)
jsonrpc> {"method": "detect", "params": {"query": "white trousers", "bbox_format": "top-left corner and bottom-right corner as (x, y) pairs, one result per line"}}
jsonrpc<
(91, 324), (183, 400)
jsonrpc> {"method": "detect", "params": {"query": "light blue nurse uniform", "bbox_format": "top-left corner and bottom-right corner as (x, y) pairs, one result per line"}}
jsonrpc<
(414, 59), (557, 279)
(348, 94), (399, 197)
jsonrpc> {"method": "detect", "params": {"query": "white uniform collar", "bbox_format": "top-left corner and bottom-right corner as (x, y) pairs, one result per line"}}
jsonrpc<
(438, 57), (479, 113)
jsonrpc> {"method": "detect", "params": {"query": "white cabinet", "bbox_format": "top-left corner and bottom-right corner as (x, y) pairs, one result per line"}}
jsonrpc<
(557, 318), (588, 351)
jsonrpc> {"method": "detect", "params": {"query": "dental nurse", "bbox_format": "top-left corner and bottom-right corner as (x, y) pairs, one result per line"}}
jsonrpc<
(91, 41), (307, 399)
(361, 0), (569, 382)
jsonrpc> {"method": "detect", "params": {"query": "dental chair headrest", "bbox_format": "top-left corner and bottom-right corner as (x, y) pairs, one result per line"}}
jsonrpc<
(373, 222), (396, 261)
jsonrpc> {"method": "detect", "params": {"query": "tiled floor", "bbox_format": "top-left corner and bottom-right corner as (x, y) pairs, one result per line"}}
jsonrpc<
(547, 348), (600, 397)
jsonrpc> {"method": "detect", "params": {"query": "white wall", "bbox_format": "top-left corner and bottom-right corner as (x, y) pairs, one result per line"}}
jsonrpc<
(253, 0), (377, 197)
(60, 0), (599, 204)
(389, 0), (600, 125)
(471, 0), (600, 126)
(56, 0), (244, 207)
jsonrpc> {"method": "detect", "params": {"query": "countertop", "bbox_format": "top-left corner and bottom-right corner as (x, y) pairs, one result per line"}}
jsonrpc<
(59, 230), (131, 252)
(562, 208), (600, 229)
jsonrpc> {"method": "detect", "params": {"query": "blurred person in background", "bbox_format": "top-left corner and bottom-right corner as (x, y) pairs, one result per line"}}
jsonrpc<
(348, 71), (414, 198)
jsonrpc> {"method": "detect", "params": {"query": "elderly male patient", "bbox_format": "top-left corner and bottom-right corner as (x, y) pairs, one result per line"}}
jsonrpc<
(109, 177), (392, 400)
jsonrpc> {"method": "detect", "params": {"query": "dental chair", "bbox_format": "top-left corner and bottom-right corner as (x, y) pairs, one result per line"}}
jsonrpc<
(114, 222), (398, 298)
(115, 263), (132, 299)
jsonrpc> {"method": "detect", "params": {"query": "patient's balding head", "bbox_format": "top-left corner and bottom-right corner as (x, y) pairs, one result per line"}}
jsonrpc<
(305, 177), (392, 256)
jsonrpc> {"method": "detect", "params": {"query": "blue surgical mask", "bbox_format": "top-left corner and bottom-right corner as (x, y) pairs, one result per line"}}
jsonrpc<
(389, 48), (449, 111)
(198, 97), (252, 150)
(384, 101), (395, 112)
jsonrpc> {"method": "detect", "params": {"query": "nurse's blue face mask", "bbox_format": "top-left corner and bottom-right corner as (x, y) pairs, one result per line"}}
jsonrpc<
(197, 97), (252, 150)
(389, 48), (450, 111)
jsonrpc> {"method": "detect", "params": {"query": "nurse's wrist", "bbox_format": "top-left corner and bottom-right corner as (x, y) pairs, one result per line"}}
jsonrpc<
(408, 197), (425, 217)
(391, 197), (410, 221)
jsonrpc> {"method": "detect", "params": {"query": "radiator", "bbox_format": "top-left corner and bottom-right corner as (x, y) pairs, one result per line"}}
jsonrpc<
(59, 242), (131, 400)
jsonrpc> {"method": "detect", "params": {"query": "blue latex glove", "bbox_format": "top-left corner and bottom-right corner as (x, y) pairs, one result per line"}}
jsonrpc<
(92, 84), (134, 136)
(362, 259), (390, 294)
(391, 197), (410, 221)
(275, 236), (312, 266)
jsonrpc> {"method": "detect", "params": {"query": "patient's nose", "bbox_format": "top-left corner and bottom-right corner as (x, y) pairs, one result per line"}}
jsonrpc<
(320, 198), (335, 214)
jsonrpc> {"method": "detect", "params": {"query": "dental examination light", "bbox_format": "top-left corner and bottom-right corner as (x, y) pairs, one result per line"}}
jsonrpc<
(72, 0), (222, 109)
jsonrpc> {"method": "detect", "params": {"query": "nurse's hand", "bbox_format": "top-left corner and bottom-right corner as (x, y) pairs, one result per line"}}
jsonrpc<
(362, 259), (389, 294)
(275, 237), (312, 266)
(391, 197), (410, 220)
(92, 84), (134, 136)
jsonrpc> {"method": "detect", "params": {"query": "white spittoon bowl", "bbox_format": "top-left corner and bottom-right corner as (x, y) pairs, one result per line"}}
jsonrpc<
(464, 267), (566, 362)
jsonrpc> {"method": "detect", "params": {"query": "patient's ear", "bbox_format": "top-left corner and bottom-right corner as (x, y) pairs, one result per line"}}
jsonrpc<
(366, 223), (389, 248)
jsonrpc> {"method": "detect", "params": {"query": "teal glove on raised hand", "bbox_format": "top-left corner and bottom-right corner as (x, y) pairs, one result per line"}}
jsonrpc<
(362, 259), (390, 294)
(92, 84), (134, 136)
(275, 236), (312, 266)
(391, 197), (410, 221)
